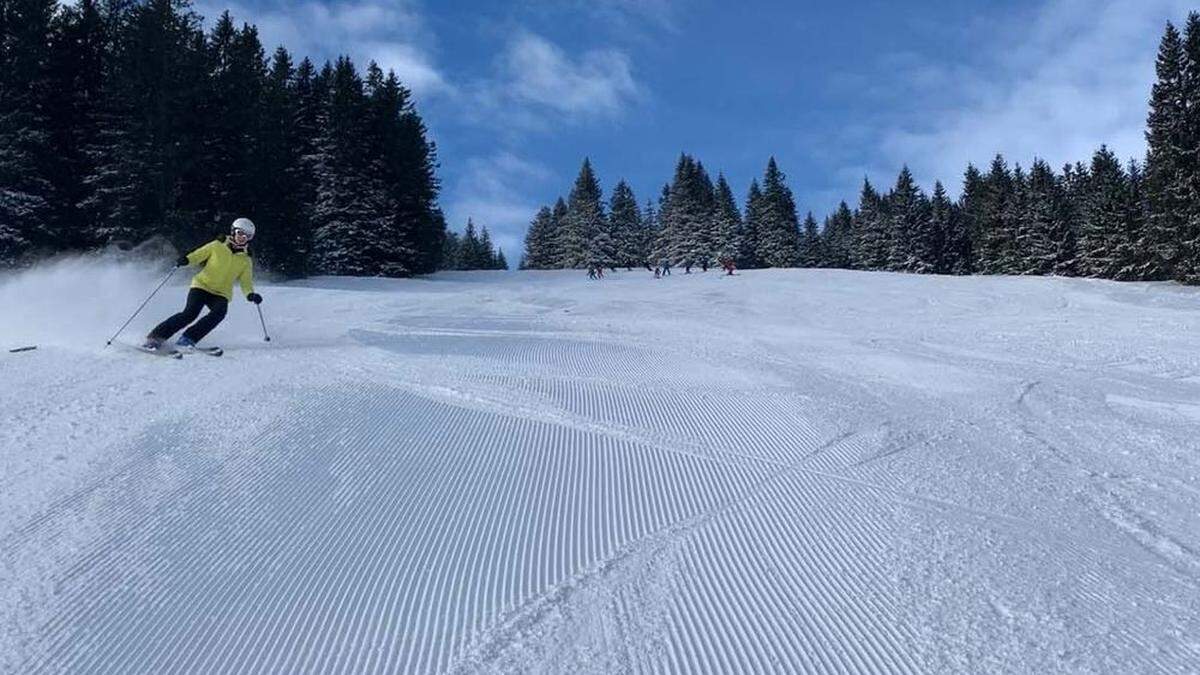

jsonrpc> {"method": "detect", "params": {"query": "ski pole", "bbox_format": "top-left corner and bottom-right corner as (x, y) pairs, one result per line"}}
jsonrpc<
(105, 267), (176, 347)
(256, 304), (271, 342)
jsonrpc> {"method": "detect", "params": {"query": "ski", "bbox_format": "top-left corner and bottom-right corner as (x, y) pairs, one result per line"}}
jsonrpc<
(186, 346), (223, 357)
(137, 345), (183, 359)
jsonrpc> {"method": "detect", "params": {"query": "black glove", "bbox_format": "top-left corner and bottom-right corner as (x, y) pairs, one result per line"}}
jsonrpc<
(176, 255), (190, 267)
(247, 292), (262, 304)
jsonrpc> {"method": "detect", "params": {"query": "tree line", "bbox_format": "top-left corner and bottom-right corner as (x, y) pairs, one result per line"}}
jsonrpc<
(441, 219), (507, 271)
(523, 13), (1200, 285)
(0, 0), (450, 276)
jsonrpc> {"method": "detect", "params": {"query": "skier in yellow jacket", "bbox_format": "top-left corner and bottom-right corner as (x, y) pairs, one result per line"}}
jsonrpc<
(142, 218), (263, 352)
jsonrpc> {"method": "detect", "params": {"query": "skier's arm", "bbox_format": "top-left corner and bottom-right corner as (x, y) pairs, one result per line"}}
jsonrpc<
(185, 241), (218, 266)
(239, 262), (256, 299)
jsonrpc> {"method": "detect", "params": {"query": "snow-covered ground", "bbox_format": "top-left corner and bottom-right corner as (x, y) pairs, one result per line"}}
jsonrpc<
(2, 258), (1199, 673)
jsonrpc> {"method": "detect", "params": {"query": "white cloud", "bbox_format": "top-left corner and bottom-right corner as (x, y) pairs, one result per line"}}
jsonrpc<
(468, 30), (641, 131)
(191, 0), (451, 97)
(579, 0), (681, 34)
(869, 0), (1194, 194)
(444, 153), (555, 262)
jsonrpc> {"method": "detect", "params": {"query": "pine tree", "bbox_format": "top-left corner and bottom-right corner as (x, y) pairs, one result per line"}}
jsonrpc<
(495, 247), (508, 270)
(289, 56), (323, 272)
(640, 199), (658, 266)
(479, 225), (496, 270)
(955, 164), (986, 274)
(558, 158), (605, 268)
(1060, 161), (1089, 276)
(81, 0), (207, 248)
(1117, 160), (1148, 280)
(886, 166), (935, 272)
(1019, 159), (1074, 276)
(929, 182), (959, 274)
(1078, 146), (1130, 278)
(798, 212), (822, 267)
(43, 0), (107, 251)
(712, 174), (743, 264)
(755, 157), (800, 267)
(741, 180), (762, 268)
(549, 197), (568, 267)
(659, 154), (715, 265)
(254, 46), (304, 276)
(1144, 20), (1189, 280)
(308, 57), (391, 275)
(0, 0), (59, 264)
(608, 179), (641, 267)
(383, 69), (442, 275)
(363, 64), (422, 277)
(521, 205), (555, 269)
(458, 218), (482, 269)
(853, 178), (887, 269)
(440, 229), (460, 270)
(691, 160), (718, 265)
(195, 12), (265, 244)
(1177, 12), (1200, 283)
(821, 201), (855, 268)
(976, 156), (1014, 274)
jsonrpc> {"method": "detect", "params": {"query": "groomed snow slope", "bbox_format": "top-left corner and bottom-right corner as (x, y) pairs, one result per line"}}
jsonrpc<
(2, 260), (1199, 673)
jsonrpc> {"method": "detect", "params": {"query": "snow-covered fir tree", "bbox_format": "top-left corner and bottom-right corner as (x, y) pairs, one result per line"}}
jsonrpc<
(43, 0), (106, 251)
(1143, 20), (1189, 280)
(548, 197), (569, 267)
(444, 219), (504, 270)
(520, 205), (556, 269)
(1175, 12), (1200, 284)
(1117, 160), (1148, 280)
(754, 157), (801, 267)
(798, 212), (822, 267)
(712, 174), (743, 263)
(1018, 160), (1074, 276)
(852, 178), (888, 270)
(741, 180), (763, 268)
(640, 199), (658, 265)
(660, 154), (716, 265)
(608, 180), (642, 267)
(928, 182), (959, 274)
(308, 58), (392, 275)
(1078, 147), (1130, 278)
(557, 158), (605, 268)
(0, 0), (62, 264)
(886, 167), (935, 273)
(820, 202), (855, 269)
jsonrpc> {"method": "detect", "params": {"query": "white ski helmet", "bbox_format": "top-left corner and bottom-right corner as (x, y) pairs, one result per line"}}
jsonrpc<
(231, 217), (256, 240)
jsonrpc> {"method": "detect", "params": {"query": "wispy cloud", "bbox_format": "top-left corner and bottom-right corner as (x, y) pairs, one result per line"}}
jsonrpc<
(578, 0), (681, 34)
(850, 0), (1194, 195)
(192, 0), (452, 96)
(444, 153), (556, 261)
(461, 30), (641, 136)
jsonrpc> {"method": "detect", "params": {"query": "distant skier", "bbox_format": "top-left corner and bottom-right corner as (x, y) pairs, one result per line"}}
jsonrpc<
(661, 260), (672, 276)
(721, 257), (737, 276)
(142, 218), (263, 352)
(588, 267), (597, 280)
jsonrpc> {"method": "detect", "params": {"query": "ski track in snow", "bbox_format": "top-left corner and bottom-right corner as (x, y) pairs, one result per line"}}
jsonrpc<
(3, 268), (1200, 673)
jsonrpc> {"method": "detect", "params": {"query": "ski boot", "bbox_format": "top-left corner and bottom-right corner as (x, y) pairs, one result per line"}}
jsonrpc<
(175, 335), (197, 352)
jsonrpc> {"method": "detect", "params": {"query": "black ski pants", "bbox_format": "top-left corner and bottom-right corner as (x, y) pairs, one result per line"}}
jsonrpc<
(150, 288), (228, 343)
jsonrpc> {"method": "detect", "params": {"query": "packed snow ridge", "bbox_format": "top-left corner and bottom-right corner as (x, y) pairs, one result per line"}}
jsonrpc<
(2, 256), (1199, 673)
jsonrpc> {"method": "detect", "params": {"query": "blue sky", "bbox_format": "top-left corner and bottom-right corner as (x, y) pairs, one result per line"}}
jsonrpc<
(193, 0), (1193, 260)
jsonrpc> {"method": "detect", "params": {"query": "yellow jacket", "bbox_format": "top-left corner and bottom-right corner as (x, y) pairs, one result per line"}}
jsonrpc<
(185, 237), (255, 301)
